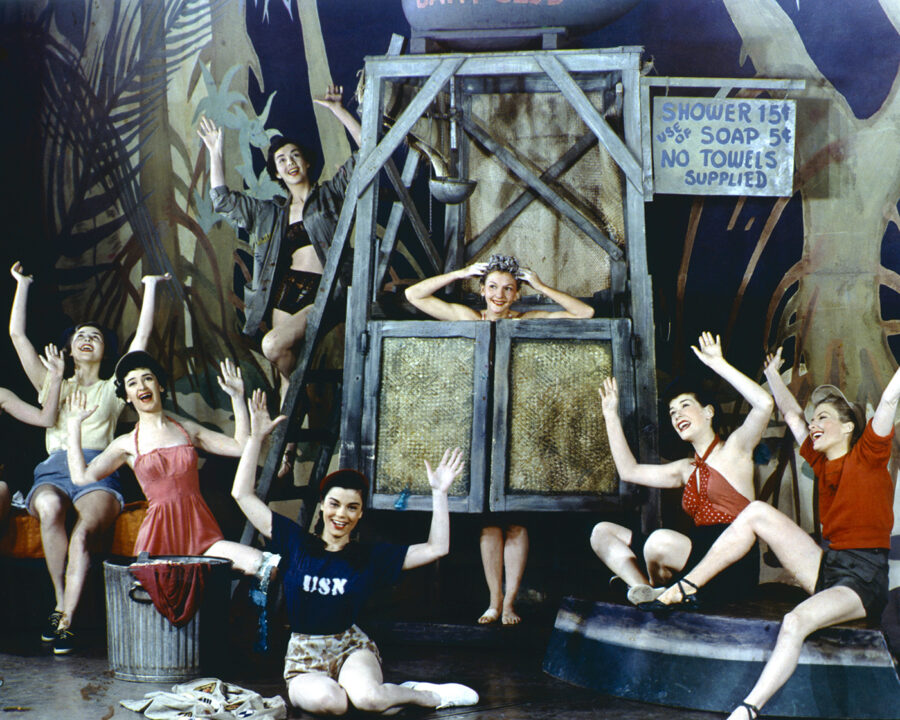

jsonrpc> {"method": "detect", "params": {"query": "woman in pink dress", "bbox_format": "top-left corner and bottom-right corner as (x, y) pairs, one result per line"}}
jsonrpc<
(65, 351), (279, 583)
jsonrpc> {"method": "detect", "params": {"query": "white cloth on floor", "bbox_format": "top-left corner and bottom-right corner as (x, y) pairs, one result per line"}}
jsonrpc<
(121, 677), (286, 719)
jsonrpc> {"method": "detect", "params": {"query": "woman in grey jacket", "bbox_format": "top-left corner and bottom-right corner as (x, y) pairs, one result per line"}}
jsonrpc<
(198, 85), (360, 475)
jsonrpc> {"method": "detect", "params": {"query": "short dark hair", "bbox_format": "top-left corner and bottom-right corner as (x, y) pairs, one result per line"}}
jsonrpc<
(319, 469), (369, 501)
(266, 136), (319, 187)
(114, 350), (168, 401)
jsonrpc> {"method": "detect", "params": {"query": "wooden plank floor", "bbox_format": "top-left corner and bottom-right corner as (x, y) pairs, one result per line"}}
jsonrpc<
(0, 627), (725, 719)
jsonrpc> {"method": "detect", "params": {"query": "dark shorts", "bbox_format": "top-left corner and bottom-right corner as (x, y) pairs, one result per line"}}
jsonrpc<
(631, 522), (760, 606)
(283, 624), (381, 681)
(273, 270), (320, 315)
(27, 450), (124, 513)
(815, 547), (889, 621)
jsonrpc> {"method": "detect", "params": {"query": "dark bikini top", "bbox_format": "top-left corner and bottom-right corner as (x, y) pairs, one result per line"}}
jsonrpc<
(285, 220), (312, 253)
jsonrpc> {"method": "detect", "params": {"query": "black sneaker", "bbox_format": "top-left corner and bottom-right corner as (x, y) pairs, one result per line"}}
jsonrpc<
(52, 627), (75, 655)
(41, 611), (63, 643)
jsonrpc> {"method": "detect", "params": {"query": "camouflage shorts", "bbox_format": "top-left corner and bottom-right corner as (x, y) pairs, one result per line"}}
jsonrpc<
(283, 624), (382, 681)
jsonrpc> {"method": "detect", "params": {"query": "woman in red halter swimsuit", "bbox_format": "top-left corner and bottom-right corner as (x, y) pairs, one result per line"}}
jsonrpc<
(590, 331), (773, 607)
(65, 351), (279, 582)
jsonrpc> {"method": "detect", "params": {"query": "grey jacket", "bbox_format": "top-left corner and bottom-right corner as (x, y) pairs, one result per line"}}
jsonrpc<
(210, 154), (357, 335)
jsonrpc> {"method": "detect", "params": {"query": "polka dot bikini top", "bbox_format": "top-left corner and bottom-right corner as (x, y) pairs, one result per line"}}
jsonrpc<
(682, 435), (751, 526)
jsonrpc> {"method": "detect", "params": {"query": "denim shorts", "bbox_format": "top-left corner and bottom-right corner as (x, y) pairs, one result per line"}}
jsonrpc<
(815, 547), (889, 621)
(26, 450), (124, 513)
(283, 624), (381, 681)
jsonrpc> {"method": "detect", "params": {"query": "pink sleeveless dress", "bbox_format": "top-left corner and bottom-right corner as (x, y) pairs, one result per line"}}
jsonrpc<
(132, 419), (224, 556)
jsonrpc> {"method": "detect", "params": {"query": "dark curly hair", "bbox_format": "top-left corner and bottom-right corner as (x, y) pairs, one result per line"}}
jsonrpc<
(266, 136), (319, 188)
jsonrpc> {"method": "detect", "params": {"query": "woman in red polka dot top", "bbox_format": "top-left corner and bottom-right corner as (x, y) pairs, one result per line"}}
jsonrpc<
(590, 331), (773, 608)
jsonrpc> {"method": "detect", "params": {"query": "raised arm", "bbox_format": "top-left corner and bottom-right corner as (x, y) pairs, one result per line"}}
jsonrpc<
(216, 358), (249, 445)
(314, 84), (362, 147)
(9, 262), (46, 391)
(599, 377), (689, 488)
(183, 360), (248, 457)
(690, 332), (773, 453)
(127, 273), (172, 353)
(516, 268), (594, 319)
(762, 346), (808, 445)
(65, 393), (129, 485)
(231, 389), (285, 539)
(402, 447), (464, 570)
(197, 116), (225, 189)
(872, 363), (900, 436)
(0, 345), (65, 427)
(404, 263), (485, 321)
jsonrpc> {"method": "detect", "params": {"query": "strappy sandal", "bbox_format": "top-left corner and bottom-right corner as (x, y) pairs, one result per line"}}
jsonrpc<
(737, 701), (760, 719)
(638, 578), (701, 612)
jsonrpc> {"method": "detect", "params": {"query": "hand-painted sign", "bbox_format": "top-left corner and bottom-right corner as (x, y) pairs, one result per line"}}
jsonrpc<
(652, 97), (796, 196)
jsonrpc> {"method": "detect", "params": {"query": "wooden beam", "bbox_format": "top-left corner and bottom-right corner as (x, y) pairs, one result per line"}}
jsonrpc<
(354, 57), (464, 193)
(382, 155), (439, 272)
(466, 131), (600, 260)
(461, 114), (624, 262)
(536, 53), (644, 194)
(641, 76), (806, 91)
(374, 148), (423, 296)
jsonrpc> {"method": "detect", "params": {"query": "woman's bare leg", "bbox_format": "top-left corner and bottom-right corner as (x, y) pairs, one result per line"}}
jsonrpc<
(725, 586), (865, 719)
(642, 528), (692, 586)
(478, 526), (503, 623)
(339, 649), (439, 713)
(288, 672), (349, 715)
(590, 521), (649, 587)
(0, 481), (10, 526)
(262, 306), (312, 402)
(262, 306), (313, 477)
(501, 524), (528, 624)
(60, 490), (120, 627)
(656, 501), (822, 605)
(30, 486), (70, 612)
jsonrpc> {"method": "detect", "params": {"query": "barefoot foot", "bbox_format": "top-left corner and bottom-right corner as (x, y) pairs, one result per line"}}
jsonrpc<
(477, 608), (500, 625)
(501, 608), (521, 625)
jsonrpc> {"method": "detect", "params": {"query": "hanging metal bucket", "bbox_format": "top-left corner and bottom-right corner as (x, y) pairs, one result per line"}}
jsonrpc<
(103, 555), (232, 682)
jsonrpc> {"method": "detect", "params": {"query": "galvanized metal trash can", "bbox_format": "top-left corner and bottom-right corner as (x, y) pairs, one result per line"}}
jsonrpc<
(103, 556), (232, 682)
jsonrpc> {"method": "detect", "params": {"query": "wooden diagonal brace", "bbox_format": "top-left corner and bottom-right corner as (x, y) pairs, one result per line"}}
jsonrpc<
(466, 131), (600, 260)
(354, 57), (464, 194)
(462, 114), (624, 262)
(536, 53), (644, 194)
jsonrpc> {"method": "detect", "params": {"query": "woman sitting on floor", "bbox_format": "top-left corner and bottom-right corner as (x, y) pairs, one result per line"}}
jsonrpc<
(648, 346), (898, 720)
(232, 391), (479, 715)
(591, 332), (772, 607)
(65, 351), (279, 588)
(406, 253), (594, 626)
